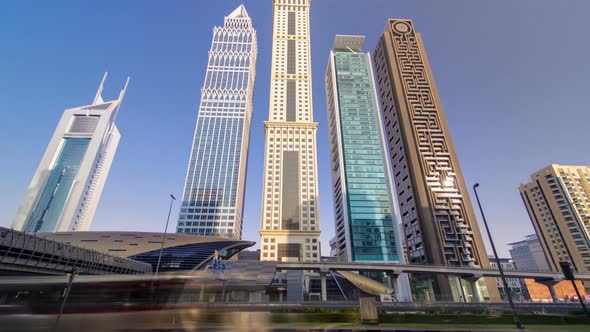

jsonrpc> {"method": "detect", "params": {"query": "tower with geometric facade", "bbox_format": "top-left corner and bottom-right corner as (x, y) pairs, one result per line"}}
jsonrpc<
(13, 73), (128, 233)
(259, 0), (320, 262)
(373, 19), (498, 301)
(520, 164), (590, 292)
(325, 35), (402, 264)
(176, 4), (257, 240)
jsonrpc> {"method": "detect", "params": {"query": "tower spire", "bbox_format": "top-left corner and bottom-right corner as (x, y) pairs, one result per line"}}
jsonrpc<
(93, 72), (108, 105)
(227, 4), (249, 19)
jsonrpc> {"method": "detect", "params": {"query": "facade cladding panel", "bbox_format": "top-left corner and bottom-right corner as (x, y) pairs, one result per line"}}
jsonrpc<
(287, 40), (297, 74)
(177, 5), (257, 240)
(281, 151), (300, 230)
(288, 11), (296, 35)
(327, 42), (399, 262)
(286, 81), (297, 121)
(68, 115), (100, 134)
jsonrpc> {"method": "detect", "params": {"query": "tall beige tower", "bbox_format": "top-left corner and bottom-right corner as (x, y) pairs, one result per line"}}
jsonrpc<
(373, 19), (498, 301)
(520, 164), (590, 291)
(259, 0), (320, 262)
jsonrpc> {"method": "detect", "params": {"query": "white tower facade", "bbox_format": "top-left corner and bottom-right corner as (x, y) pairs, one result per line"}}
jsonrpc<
(259, 0), (320, 262)
(176, 5), (257, 239)
(13, 73), (128, 233)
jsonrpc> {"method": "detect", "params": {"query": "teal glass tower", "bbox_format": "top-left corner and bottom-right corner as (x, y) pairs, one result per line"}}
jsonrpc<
(177, 5), (257, 239)
(325, 35), (401, 262)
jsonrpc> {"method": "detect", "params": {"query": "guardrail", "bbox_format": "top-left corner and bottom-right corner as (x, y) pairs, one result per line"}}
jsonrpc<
(276, 261), (590, 281)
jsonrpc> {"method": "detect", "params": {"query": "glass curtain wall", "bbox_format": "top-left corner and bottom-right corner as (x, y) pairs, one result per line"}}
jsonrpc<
(334, 51), (398, 261)
(24, 138), (90, 232)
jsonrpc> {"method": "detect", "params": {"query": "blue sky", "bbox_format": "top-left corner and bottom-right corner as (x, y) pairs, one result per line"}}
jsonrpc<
(1, 0), (589, 257)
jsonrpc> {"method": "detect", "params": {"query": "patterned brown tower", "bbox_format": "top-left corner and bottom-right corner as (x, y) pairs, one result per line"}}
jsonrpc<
(373, 19), (499, 301)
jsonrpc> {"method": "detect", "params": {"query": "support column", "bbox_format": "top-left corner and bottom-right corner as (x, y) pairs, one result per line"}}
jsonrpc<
(198, 282), (205, 302)
(221, 280), (227, 303)
(387, 272), (400, 300)
(320, 272), (327, 301)
(471, 280), (482, 303)
(547, 284), (559, 303)
(462, 276), (482, 303)
(536, 278), (560, 303)
(455, 276), (468, 303)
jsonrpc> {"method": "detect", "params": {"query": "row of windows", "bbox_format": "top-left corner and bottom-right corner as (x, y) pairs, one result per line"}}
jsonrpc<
(178, 221), (234, 227)
(179, 215), (235, 221)
(200, 101), (247, 108)
(268, 142), (313, 146)
(177, 228), (234, 235)
(262, 252), (317, 259)
(262, 237), (317, 244)
(264, 212), (316, 218)
(267, 160), (314, 167)
(268, 129), (314, 135)
(263, 244), (317, 251)
(197, 113), (246, 119)
(180, 208), (235, 214)
(211, 30), (255, 43)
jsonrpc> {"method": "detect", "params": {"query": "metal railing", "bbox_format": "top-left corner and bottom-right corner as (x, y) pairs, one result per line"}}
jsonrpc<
(0, 227), (151, 275)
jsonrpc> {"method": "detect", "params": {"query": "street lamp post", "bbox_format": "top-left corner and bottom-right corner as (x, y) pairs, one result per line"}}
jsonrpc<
(562, 198), (590, 317)
(52, 267), (79, 332)
(155, 194), (176, 277)
(473, 183), (523, 330)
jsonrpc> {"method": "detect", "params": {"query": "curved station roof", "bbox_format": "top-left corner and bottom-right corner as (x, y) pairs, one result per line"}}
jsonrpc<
(39, 231), (255, 272)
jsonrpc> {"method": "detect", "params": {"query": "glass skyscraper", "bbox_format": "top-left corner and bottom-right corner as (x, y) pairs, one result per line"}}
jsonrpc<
(13, 73), (128, 233)
(325, 35), (401, 262)
(177, 5), (257, 240)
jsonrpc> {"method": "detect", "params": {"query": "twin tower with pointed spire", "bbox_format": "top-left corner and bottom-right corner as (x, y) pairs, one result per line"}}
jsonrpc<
(13, 73), (129, 232)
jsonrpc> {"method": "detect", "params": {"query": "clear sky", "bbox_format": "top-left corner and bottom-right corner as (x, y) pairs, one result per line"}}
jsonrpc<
(1, 0), (589, 257)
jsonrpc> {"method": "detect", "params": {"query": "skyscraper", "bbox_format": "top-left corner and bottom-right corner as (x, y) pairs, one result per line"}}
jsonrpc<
(325, 35), (402, 263)
(259, 0), (320, 262)
(509, 234), (550, 272)
(519, 164), (590, 290)
(13, 73), (128, 233)
(373, 19), (497, 301)
(177, 5), (257, 240)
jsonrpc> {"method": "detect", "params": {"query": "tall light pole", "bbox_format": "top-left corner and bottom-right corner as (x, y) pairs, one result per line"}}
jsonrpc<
(561, 196), (590, 318)
(473, 183), (523, 330)
(155, 194), (176, 277)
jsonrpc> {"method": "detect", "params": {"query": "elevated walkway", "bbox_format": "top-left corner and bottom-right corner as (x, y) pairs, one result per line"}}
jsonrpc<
(0, 227), (151, 275)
